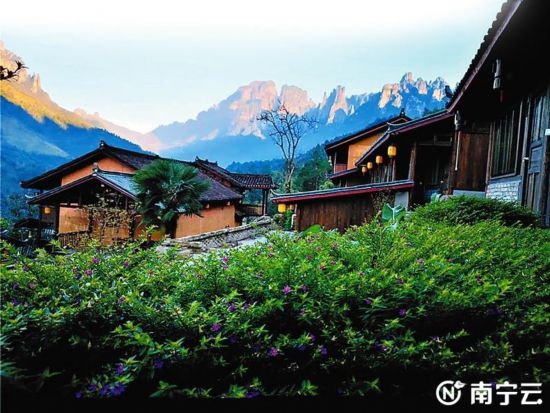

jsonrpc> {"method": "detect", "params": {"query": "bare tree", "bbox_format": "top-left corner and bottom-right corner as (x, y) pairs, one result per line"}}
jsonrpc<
(257, 102), (317, 193)
(0, 61), (26, 81)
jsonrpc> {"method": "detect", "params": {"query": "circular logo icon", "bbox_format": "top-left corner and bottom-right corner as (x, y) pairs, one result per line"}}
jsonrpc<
(436, 380), (465, 406)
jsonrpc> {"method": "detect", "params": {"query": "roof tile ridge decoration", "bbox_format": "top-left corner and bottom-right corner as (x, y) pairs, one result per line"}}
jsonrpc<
(447, 0), (523, 110)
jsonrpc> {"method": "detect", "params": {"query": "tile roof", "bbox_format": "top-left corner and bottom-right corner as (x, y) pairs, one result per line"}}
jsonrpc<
(272, 180), (415, 203)
(354, 110), (453, 166)
(229, 173), (276, 189)
(22, 140), (272, 194)
(447, 0), (523, 111)
(96, 170), (242, 203)
(324, 111), (410, 151)
(195, 158), (275, 189)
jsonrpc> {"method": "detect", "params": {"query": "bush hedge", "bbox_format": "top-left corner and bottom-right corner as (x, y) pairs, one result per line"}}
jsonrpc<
(1, 217), (549, 400)
(411, 196), (540, 227)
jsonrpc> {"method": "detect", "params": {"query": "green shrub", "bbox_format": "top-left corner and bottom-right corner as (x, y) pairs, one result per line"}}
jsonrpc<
(1, 219), (549, 400)
(411, 196), (539, 227)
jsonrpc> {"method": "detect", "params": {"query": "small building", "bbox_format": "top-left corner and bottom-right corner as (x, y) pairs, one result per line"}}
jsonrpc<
(21, 141), (274, 247)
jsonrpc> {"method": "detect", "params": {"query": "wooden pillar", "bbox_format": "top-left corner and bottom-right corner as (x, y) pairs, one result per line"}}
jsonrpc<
(408, 141), (418, 181)
(261, 189), (268, 215)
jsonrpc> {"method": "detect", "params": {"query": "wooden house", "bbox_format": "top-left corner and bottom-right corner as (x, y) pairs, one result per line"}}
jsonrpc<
(447, 0), (550, 225)
(21, 141), (274, 246)
(273, 111), (456, 231)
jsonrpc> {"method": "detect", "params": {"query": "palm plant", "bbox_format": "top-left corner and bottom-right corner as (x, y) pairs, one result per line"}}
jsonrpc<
(133, 160), (210, 238)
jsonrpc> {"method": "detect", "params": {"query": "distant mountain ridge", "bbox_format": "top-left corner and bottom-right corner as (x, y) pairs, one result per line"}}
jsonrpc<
(0, 43), (148, 212)
(159, 75), (449, 166)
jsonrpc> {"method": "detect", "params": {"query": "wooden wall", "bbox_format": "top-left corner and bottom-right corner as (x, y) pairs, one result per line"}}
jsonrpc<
(294, 194), (385, 232)
(451, 130), (490, 191)
(346, 132), (383, 169)
(174, 204), (237, 238)
(62, 158), (136, 185)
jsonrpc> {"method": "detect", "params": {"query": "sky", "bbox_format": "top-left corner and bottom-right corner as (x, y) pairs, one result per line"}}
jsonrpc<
(1, 0), (505, 133)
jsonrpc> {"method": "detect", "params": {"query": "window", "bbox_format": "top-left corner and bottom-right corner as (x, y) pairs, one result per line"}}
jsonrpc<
(491, 107), (520, 177)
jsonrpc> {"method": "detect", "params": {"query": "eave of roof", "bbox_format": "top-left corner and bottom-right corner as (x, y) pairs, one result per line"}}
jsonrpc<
(355, 110), (453, 166)
(328, 167), (360, 180)
(447, 0), (523, 111)
(21, 142), (158, 189)
(272, 180), (414, 203)
(29, 172), (138, 204)
(324, 114), (410, 151)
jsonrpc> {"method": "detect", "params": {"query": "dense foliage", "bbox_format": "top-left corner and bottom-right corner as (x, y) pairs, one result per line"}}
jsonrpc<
(411, 196), (540, 227)
(1, 215), (549, 400)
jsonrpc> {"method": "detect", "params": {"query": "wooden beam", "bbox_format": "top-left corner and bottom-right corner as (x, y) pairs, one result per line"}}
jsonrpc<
(408, 141), (418, 180)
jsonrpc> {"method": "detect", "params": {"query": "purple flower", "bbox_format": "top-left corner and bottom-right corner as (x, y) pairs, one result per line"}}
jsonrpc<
(297, 344), (307, 351)
(396, 278), (404, 285)
(221, 256), (229, 264)
(269, 347), (279, 357)
(308, 333), (316, 342)
(211, 322), (222, 332)
(319, 345), (328, 356)
(22, 265), (30, 272)
(300, 308), (306, 316)
(300, 284), (308, 293)
(100, 384), (110, 397)
(246, 389), (261, 399)
(365, 298), (373, 306)
(91, 256), (99, 265)
(268, 252), (274, 258)
(242, 303), (250, 311)
(228, 303), (236, 312)
(115, 363), (125, 375)
(398, 308), (407, 317)
(430, 335), (441, 343)
(74, 390), (83, 399)
(229, 335), (238, 345)
(117, 296), (126, 305)
(153, 358), (164, 369)
(306, 255), (313, 261)
(12, 283), (19, 290)
(111, 384), (126, 396)
(11, 298), (20, 306)
(123, 260), (129, 269)
(417, 258), (425, 265)
(85, 269), (93, 277)
(282, 285), (292, 295)
(28, 282), (36, 290)
(88, 383), (98, 392)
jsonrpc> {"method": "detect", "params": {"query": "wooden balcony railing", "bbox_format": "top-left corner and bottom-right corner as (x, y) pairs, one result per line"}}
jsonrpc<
(58, 231), (91, 249)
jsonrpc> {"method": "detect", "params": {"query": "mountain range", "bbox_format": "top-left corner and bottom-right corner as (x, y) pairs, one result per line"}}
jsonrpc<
(1, 41), (449, 211)
(154, 75), (449, 165)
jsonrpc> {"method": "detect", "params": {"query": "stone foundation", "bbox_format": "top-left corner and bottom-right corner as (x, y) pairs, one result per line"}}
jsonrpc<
(486, 179), (521, 203)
